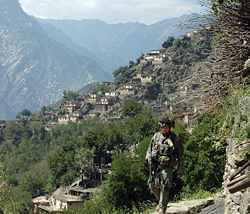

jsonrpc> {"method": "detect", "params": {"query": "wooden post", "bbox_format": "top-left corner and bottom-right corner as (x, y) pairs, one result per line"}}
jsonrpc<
(227, 173), (250, 194)
(229, 160), (250, 181)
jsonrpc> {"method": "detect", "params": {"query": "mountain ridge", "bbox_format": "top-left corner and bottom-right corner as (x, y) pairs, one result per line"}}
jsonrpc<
(0, 0), (111, 120)
(36, 14), (194, 73)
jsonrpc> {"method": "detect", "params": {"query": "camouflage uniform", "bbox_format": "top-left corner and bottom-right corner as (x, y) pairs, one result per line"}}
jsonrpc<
(146, 131), (184, 214)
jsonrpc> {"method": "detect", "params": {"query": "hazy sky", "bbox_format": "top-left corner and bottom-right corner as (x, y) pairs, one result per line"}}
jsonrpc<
(19, 0), (203, 25)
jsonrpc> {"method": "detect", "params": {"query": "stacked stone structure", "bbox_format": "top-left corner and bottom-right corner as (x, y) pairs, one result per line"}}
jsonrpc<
(223, 96), (249, 214)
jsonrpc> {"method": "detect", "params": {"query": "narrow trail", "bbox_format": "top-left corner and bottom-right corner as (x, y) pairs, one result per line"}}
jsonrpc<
(150, 194), (223, 214)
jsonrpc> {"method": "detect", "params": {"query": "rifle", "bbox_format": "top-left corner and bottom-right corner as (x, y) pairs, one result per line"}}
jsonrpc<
(148, 140), (153, 194)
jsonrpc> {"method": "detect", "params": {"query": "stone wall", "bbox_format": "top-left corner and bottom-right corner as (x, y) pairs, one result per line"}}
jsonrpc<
(223, 96), (249, 214)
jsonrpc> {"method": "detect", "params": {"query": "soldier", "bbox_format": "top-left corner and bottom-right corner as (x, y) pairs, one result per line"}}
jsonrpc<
(146, 117), (184, 214)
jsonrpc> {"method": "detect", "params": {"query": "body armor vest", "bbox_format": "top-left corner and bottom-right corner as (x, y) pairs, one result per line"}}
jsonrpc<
(152, 132), (175, 166)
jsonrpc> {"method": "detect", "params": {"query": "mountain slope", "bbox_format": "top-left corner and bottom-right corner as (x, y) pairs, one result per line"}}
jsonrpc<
(0, 0), (111, 120)
(36, 16), (192, 73)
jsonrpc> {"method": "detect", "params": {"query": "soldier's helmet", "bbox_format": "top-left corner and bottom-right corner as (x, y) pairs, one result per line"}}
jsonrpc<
(159, 117), (175, 127)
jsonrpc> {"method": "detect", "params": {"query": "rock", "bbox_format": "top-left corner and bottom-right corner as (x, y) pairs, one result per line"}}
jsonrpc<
(199, 199), (225, 214)
(150, 197), (215, 214)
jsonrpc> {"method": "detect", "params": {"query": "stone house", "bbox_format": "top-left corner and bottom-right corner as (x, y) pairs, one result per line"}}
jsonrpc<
(58, 113), (80, 125)
(150, 50), (161, 54)
(145, 50), (166, 64)
(105, 91), (119, 97)
(63, 100), (80, 113)
(132, 73), (154, 84)
(119, 85), (135, 96)
(50, 195), (83, 211)
(133, 73), (142, 80)
(33, 185), (92, 214)
(145, 50), (160, 60)
(100, 98), (109, 105)
(141, 76), (152, 84)
(145, 54), (155, 60)
(95, 103), (108, 112)
(152, 104), (169, 117)
(152, 56), (164, 64)
(87, 93), (102, 104)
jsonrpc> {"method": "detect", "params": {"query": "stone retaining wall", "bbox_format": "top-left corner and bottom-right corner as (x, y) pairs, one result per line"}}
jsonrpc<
(223, 96), (249, 214)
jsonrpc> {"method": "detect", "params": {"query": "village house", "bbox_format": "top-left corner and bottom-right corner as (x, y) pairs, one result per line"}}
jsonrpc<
(150, 50), (161, 54)
(63, 100), (80, 113)
(119, 85), (135, 97)
(144, 49), (166, 64)
(50, 195), (84, 211)
(87, 93), (102, 104)
(141, 76), (153, 84)
(58, 113), (80, 125)
(132, 73), (154, 84)
(152, 55), (164, 64)
(95, 103), (108, 112)
(133, 73), (142, 80)
(145, 50), (160, 60)
(105, 91), (119, 97)
(100, 98), (109, 105)
(33, 185), (94, 214)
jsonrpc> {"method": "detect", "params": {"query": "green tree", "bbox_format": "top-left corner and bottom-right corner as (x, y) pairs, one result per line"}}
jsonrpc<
(75, 147), (95, 180)
(63, 91), (79, 100)
(122, 99), (143, 117)
(112, 66), (128, 78)
(162, 36), (175, 49)
(3, 121), (21, 143)
(19, 175), (46, 198)
(102, 153), (149, 208)
(16, 109), (32, 121)
(128, 60), (135, 68)
(183, 115), (226, 192)
(0, 163), (15, 214)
